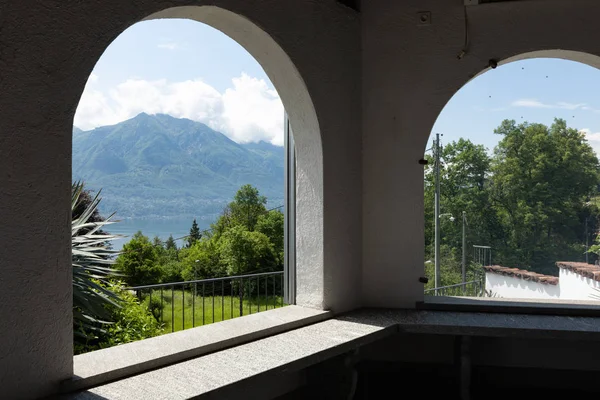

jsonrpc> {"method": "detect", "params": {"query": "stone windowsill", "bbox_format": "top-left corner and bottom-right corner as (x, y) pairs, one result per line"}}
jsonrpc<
(64, 306), (331, 393)
(62, 308), (600, 399)
(420, 295), (600, 316)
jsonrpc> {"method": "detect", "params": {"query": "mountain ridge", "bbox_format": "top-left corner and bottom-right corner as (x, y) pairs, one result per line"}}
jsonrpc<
(73, 113), (284, 219)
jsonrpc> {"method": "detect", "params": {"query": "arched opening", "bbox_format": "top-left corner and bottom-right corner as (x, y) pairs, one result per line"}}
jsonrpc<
(424, 52), (600, 302)
(71, 6), (324, 353)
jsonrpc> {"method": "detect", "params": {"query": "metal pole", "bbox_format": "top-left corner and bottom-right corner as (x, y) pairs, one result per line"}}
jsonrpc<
(585, 217), (589, 264)
(434, 133), (441, 294)
(462, 211), (466, 294)
(194, 259), (199, 296)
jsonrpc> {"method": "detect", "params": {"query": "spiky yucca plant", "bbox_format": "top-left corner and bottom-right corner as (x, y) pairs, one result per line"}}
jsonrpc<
(72, 181), (122, 338)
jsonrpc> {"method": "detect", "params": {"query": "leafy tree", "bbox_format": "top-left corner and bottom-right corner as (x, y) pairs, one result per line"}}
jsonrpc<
(424, 119), (600, 280)
(115, 231), (162, 286)
(212, 184), (267, 236)
(160, 260), (185, 283)
(149, 234), (182, 282)
(181, 238), (225, 281)
(152, 235), (163, 248)
(489, 119), (600, 273)
(256, 210), (284, 265)
(218, 225), (277, 276)
(165, 234), (177, 250)
(424, 139), (498, 259)
(187, 219), (202, 247)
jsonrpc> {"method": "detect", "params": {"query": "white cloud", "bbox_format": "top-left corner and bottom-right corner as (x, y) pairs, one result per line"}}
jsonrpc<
(511, 99), (554, 108)
(74, 73), (284, 146)
(511, 98), (590, 111)
(580, 128), (600, 155)
(218, 74), (284, 146)
(157, 42), (184, 51)
(556, 101), (587, 110)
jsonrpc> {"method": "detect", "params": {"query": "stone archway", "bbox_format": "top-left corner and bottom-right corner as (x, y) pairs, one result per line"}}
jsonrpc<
(76, 5), (326, 309)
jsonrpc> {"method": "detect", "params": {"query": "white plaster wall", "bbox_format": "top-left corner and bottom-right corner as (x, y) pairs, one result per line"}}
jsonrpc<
(559, 268), (600, 301)
(485, 273), (559, 299)
(0, 1), (361, 398)
(361, 0), (600, 307)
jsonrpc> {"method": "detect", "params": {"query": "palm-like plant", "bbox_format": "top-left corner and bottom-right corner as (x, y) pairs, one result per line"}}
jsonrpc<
(72, 181), (122, 338)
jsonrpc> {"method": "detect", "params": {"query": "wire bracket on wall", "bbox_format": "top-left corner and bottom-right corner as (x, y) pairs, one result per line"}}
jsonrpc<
(457, 5), (470, 60)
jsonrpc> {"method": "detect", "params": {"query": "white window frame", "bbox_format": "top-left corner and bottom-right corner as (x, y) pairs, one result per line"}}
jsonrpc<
(284, 112), (296, 305)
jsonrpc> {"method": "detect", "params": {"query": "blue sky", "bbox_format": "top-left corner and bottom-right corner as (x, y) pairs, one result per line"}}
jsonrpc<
(432, 58), (600, 155)
(75, 19), (600, 154)
(88, 19), (270, 92)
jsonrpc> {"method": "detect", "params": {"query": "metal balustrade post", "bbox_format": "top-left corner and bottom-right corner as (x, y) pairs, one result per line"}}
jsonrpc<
(192, 283), (195, 327)
(239, 278), (244, 317)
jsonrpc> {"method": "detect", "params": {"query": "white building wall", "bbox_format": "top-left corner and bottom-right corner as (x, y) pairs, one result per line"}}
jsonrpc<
(559, 268), (600, 301)
(485, 273), (560, 299)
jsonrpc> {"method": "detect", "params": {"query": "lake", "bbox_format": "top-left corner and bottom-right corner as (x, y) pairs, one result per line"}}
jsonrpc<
(108, 217), (213, 250)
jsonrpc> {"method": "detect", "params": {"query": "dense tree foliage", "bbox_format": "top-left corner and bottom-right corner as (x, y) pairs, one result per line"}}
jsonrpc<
(211, 184), (268, 237)
(218, 225), (278, 276)
(181, 238), (224, 281)
(114, 184), (283, 287)
(115, 231), (163, 286)
(425, 119), (600, 279)
(256, 210), (284, 264)
(490, 119), (599, 273)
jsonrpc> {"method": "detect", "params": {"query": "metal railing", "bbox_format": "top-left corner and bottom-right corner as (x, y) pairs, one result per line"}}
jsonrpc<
(127, 271), (285, 333)
(424, 279), (484, 297)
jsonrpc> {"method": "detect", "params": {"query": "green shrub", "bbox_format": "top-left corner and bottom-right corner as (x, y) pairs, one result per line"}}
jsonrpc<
(75, 283), (163, 354)
(148, 296), (163, 321)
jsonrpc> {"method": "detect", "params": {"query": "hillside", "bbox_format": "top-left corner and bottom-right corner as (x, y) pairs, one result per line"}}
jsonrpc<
(73, 113), (284, 219)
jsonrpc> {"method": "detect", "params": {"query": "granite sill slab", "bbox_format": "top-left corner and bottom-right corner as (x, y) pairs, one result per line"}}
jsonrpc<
(63, 314), (396, 399)
(64, 306), (331, 393)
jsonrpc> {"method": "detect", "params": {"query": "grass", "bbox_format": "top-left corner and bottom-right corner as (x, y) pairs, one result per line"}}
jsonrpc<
(141, 287), (285, 333)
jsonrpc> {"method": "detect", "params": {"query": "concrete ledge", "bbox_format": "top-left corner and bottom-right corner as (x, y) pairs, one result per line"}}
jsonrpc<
(420, 295), (600, 317)
(349, 308), (600, 341)
(64, 306), (330, 392)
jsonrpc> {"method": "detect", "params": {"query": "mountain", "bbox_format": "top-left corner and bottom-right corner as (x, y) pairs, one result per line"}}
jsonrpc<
(73, 113), (284, 219)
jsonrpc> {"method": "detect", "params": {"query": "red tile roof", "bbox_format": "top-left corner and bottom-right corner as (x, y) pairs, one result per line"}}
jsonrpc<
(556, 261), (600, 282)
(483, 265), (558, 285)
